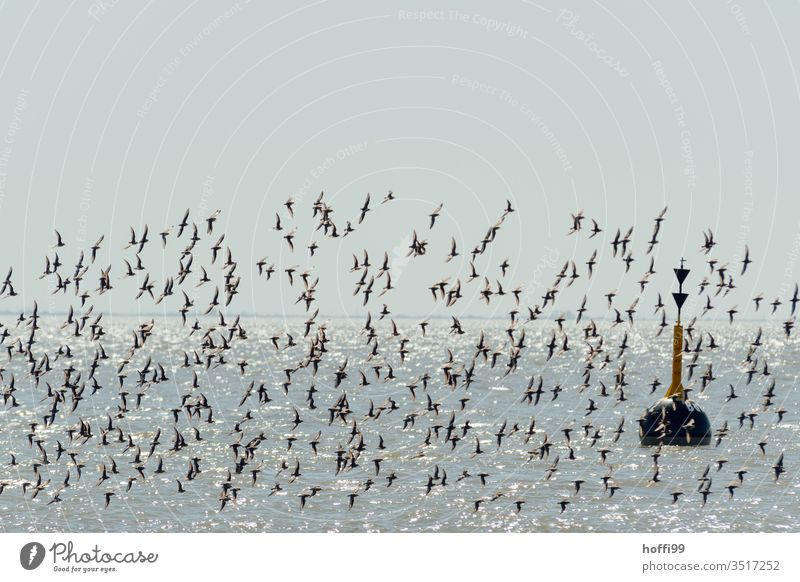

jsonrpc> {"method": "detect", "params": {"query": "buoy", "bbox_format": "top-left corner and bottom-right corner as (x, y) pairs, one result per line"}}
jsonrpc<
(640, 259), (711, 446)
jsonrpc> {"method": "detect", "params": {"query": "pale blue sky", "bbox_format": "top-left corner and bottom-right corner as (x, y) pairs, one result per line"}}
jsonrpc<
(0, 1), (798, 320)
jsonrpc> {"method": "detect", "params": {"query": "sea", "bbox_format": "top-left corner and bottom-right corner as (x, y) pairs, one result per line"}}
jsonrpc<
(0, 316), (797, 532)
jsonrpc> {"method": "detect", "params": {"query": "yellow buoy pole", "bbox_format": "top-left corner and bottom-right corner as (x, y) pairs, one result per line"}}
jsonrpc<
(664, 321), (684, 400)
(665, 258), (689, 401)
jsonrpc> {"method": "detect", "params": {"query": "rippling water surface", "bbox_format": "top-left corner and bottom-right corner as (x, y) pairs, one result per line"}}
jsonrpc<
(0, 316), (797, 532)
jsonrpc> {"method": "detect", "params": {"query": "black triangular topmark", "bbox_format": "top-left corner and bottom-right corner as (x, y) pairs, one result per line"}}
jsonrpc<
(672, 292), (688, 310)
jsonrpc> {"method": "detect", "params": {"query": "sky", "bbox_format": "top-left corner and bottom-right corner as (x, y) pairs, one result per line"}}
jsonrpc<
(1, 0), (799, 322)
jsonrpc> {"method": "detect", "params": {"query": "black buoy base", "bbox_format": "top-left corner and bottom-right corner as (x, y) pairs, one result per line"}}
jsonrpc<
(639, 397), (711, 446)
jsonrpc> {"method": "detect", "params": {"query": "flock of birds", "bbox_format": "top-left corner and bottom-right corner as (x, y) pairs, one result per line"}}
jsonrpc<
(0, 192), (796, 529)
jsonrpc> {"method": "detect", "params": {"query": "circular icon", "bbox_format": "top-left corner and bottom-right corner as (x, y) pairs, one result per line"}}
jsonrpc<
(20, 542), (46, 570)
